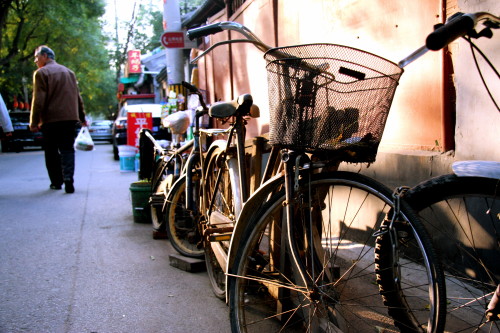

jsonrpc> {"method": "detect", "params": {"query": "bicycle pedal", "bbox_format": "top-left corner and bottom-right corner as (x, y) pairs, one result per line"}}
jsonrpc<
(149, 193), (165, 206)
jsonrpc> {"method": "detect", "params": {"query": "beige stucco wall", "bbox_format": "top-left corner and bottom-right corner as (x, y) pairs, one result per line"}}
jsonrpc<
(205, 0), (450, 150)
(452, 0), (499, 161)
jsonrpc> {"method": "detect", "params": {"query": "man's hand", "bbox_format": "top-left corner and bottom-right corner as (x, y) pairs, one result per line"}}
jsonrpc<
(30, 125), (39, 132)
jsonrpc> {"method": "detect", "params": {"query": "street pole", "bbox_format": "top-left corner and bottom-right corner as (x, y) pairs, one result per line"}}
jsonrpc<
(163, 0), (184, 85)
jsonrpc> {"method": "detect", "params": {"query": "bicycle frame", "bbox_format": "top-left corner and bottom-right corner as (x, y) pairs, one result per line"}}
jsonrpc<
(141, 129), (193, 203)
(179, 86), (264, 273)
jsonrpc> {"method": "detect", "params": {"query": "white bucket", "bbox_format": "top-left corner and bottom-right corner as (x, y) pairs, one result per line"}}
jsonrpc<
(118, 145), (137, 172)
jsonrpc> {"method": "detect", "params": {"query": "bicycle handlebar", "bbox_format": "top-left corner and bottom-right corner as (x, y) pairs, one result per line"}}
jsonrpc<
(142, 129), (166, 154)
(399, 11), (498, 67)
(187, 22), (224, 40)
(425, 12), (499, 50)
(188, 12), (499, 70)
(182, 80), (209, 112)
(187, 22), (330, 77)
(187, 21), (272, 55)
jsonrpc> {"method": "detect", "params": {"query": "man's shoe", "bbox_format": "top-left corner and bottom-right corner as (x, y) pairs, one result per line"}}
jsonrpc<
(64, 181), (75, 193)
(50, 184), (62, 190)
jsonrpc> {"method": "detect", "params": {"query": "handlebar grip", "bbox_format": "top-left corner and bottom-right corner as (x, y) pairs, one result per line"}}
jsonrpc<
(187, 23), (224, 40)
(426, 14), (475, 50)
(182, 81), (198, 93)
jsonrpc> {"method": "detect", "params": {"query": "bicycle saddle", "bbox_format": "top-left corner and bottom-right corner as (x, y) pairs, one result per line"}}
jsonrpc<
(209, 94), (260, 118)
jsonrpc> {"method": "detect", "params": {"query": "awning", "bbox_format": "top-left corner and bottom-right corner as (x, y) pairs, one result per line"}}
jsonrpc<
(120, 76), (140, 84)
(156, 67), (168, 83)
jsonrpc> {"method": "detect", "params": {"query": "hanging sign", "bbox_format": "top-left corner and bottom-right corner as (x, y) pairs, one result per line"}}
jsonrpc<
(161, 31), (196, 49)
(127, 50), (142, 74)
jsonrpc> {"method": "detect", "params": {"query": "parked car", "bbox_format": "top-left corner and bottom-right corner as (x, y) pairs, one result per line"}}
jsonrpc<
(112, 104), (170, 160)
(0, 111), (43, 152)
(89, 120), (113, 143)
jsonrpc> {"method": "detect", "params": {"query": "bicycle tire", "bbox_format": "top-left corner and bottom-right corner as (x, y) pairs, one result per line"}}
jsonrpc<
(151, 175), (174, 232)
(405, 174), (500, 332)
(228, 171), (445, 332)
(164, 174), (204, 258)
(203, 147), (242, 299)
(150, 156), (172, 231)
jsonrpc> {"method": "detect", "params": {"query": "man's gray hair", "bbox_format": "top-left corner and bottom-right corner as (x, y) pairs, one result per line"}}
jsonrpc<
(35, 45), (55, 59)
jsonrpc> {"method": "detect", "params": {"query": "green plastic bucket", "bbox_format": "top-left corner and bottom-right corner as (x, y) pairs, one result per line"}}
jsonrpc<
(129, 181), (151, 223)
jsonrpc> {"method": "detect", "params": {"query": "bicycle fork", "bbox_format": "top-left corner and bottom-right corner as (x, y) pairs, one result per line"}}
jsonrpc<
(282, 151), (309, 288)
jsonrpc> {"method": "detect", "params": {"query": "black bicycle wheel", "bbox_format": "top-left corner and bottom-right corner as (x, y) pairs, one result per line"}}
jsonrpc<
(229, 171), (445, 332)
(150, 163), (174, 232)
(405, 174), (500, 332)
(149, 156), (173, 232)
(202, 147), (241, 299)
(164, 174), (204, 258)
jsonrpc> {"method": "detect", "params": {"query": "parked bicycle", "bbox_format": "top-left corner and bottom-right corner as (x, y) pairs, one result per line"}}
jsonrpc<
(141, 130), (193, 234)
(405, 162), (500, 332)
(163, 81), (261, 301)
(186, 12), (500, 332)
(402, 12), (500, 333)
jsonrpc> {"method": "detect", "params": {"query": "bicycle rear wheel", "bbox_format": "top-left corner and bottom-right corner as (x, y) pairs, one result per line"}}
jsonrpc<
(405, 174), (500, 332)
(228, 171), (444, 332)
(164, 174), (204, 258)
(203, 147), (241, 299)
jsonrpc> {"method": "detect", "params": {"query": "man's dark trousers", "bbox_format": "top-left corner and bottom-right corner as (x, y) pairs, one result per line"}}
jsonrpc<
(41, 121), (77, 187)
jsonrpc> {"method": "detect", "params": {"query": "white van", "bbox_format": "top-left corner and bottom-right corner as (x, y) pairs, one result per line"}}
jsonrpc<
(112, 103), (169, 160)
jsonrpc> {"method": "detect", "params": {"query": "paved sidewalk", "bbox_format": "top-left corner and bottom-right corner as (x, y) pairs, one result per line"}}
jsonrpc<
(0, 144), (231, 333)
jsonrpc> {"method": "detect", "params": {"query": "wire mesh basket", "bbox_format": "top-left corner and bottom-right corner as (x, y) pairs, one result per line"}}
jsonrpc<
(265, 44), (403, 163)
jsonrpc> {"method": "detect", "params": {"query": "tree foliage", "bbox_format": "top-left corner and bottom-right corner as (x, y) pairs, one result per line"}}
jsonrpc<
(179, 0), (205, 15)
(106, 2), (164, 85)
(1, 0), (208, 119)
(0, 0), (117, 118)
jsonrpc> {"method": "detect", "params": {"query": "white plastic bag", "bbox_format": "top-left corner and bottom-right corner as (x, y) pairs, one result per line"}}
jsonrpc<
(74, 126), (94, 151)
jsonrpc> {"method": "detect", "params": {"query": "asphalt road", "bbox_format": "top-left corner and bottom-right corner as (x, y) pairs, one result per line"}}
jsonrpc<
(0, 143), (231, 333)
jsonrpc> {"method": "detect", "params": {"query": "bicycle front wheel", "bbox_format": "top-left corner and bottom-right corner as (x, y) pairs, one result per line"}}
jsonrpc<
(405, 174), (500, 332)
(203, 147), (242, 299)
(229, 171), (444, 332)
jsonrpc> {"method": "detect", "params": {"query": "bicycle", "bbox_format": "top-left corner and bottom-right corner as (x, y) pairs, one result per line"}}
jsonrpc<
(400, 12), (500, 333)
(211, 12), (499, 332)
(138, 122), (194, 236)
(404, 163), (500, 332)
(163, 81), (261, 300)
(185, 15), (468, 332)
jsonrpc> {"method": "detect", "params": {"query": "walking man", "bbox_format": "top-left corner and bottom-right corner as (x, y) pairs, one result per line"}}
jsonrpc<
(30, 45), (87, 193)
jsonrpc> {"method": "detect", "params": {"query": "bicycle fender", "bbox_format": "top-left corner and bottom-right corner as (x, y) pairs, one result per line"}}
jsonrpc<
(225, 172), (285, 302)
(452, 160), (500, 179)
(206, 139), (227, 155)
(204, 139), (243, 216)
